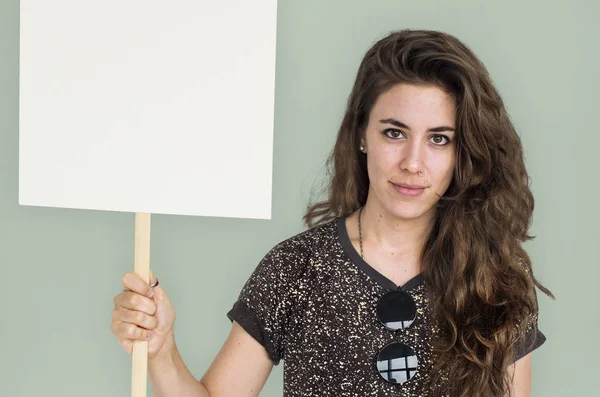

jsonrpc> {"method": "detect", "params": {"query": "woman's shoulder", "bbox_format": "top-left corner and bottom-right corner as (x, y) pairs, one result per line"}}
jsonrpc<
(270, 216), (340, 255)
(258, 217), (342, 275)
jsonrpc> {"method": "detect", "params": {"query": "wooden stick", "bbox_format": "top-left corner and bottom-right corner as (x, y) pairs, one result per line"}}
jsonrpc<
(132, 213), (151, 397)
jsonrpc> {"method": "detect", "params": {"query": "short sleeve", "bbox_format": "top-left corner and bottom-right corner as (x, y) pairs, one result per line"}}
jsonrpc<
(514, 316), (546, 362)
(226, 240), (306, 365)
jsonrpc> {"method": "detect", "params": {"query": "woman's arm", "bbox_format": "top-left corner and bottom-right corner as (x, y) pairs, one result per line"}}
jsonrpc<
(506, 353), (533, 397)
(200, 321), (275, 397)
(148, 321), (274, 397)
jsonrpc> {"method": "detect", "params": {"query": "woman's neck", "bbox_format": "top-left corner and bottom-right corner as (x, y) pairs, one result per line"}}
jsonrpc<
(356, 202), (434, 265)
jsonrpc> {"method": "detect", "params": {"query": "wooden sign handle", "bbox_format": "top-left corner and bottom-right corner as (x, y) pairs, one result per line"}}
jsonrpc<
(132, 213), (151, 397)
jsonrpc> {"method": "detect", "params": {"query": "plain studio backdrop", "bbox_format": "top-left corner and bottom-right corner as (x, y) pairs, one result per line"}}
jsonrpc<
(1, 1), (598, 396)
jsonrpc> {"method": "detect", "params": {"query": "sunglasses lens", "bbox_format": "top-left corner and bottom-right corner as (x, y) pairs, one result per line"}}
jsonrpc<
(376, 290), (417, 330)
(376, 342), (418, 384)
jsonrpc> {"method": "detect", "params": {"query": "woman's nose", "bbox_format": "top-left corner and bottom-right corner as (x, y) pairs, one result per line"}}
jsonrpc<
(400, 140), (425, 175)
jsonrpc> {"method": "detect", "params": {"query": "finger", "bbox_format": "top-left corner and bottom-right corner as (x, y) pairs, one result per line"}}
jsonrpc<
(115, 291), (156, 315)
(118, 339), (134, 355)
(115, 322), (152, 341)
(149, 268), (157, 287)
(122, 272), (154, 298)
(112, 307), (157, 330)
(149, 269), (166, 302)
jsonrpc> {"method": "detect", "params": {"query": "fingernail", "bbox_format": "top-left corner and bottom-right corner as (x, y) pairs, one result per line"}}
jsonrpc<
(147, 290), (154, 298)
(147, 332), (152, 339)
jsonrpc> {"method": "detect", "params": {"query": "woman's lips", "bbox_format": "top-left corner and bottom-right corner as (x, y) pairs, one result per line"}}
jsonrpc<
(392, 183), (425, 197)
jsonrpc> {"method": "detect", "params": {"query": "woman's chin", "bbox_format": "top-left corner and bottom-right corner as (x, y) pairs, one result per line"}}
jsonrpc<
(387, 202), (437, 222)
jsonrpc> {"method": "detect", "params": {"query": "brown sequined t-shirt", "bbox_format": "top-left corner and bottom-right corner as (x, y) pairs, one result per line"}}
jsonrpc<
(226, 216), (546, 396)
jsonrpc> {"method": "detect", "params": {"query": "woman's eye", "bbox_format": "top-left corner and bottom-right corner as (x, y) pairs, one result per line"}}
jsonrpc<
(383, 129), (451, 146)
(431, 135), (450, 146)
(384, 129), (404, 139)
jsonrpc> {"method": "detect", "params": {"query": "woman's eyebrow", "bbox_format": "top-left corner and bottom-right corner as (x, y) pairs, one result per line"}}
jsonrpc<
(379, 118), (456, 133)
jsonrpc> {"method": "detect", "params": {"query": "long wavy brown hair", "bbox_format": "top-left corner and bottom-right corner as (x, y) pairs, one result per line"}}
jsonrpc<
(303, 29), (554, 397)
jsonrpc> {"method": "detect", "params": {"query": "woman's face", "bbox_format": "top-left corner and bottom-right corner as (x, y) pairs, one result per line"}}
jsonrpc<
(362, 83), (457, 222)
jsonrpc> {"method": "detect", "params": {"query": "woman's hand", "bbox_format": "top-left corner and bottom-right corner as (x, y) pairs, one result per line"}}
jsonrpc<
(111, 269), (177, 360)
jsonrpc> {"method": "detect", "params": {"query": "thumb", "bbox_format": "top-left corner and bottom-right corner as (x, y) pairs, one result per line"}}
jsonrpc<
(149, 268), (167, 301)
(149, 268), (157, 287)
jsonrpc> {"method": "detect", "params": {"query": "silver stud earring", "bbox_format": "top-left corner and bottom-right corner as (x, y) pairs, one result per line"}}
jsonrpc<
(360, 143), (365, 153)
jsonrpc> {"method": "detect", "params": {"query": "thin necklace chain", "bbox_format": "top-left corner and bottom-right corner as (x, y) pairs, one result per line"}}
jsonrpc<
(358, 206), (364, 259)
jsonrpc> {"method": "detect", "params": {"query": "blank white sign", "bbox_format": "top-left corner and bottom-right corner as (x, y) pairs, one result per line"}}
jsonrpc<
(19, 0), (277, 219)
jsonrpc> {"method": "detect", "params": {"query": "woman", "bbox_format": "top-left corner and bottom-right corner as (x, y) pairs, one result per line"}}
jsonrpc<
(111, 29), (554, 397)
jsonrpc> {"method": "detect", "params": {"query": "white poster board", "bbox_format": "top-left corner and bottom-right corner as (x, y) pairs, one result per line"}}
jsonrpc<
(19, 0), (278, 220)
(19, 1), (278, 395)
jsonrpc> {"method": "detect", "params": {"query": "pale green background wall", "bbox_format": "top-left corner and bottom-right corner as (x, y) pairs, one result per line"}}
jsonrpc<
(1, 1), (597, 396)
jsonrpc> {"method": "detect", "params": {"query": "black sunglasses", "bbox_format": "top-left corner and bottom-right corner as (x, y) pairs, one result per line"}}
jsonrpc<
(375, 289), (419, 384)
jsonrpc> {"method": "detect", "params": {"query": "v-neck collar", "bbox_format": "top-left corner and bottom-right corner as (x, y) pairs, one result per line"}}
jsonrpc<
(335, 216), (423, 292)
